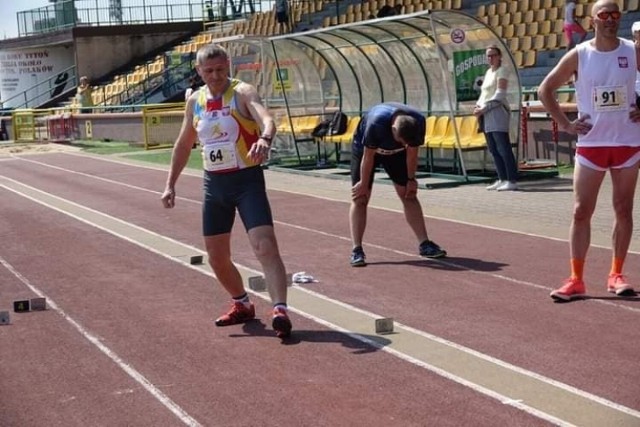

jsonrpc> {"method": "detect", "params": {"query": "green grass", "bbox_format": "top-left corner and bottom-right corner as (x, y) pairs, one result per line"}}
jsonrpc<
(72, 140), (144, 155)
(122, 147), (202, 169)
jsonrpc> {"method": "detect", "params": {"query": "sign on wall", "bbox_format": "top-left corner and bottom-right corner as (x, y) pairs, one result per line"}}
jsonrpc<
(452, 49), (488, 103)
(0, 46), (74, 108)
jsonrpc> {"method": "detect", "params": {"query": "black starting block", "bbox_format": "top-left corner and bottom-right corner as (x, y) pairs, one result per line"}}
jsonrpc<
(190, 255), (204, 265)
(13, 300), (30, 313)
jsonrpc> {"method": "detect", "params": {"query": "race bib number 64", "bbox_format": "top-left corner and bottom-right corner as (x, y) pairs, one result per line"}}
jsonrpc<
(592, 85), (627, 112)
(203, 141), (238, 171)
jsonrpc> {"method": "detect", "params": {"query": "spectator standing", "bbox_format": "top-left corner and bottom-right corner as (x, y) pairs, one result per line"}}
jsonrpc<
(473, 46), (518, 191)
(538, 0), (640, 301)
(275, 0), (290, 34)
(75, 76), (94, 114)
(564, 0), (588, 50)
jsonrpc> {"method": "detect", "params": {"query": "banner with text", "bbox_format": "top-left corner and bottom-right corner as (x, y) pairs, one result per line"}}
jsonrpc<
(0, 46), (74, 108)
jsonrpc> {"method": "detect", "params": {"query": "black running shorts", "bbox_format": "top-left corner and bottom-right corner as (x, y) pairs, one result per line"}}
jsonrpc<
(350, 147), (409, 188)
(202, 166), (273, 236)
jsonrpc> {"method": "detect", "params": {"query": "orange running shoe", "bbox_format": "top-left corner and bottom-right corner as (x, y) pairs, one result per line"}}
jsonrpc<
(550, 278), (586, 301)
(607, 274), (635, 296)
(272, 307), (292, 338)
(215, 302), (255, 326)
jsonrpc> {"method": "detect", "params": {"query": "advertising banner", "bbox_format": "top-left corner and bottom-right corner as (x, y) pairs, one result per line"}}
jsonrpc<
(0, 46), (75, 109)
(452, 49), (488, 103)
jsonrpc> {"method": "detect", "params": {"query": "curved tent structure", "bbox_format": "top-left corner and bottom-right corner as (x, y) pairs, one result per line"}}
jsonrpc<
(222, 10), (522, 176)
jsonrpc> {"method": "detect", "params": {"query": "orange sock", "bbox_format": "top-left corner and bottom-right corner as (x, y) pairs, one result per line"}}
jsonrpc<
(610, 257), (624, 275)
(570, 258), (584, 280)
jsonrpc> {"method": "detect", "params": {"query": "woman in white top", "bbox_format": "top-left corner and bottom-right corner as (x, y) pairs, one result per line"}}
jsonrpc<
(473, 45), (518, 191)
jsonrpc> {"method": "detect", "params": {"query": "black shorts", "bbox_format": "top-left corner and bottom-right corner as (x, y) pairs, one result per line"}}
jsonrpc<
(276, 11), (288, 23)
(350, 147), (409, 188)
(202, 166), (273, 236)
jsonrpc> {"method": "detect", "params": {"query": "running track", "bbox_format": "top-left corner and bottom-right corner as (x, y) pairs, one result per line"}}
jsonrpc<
(1, 152), (639, 427)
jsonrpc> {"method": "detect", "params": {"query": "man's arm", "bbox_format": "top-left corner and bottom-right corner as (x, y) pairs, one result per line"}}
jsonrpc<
(167, 98), (198, 188)
(538, 50), (587, 133)
(240, 82), (275, 138)
(162, 97), (198, 207)
(239, 82), (275, 162)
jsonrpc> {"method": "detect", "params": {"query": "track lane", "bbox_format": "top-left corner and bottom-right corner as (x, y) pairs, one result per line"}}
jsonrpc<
(0, 185), (550, 426)
(1, 153), (633, 424)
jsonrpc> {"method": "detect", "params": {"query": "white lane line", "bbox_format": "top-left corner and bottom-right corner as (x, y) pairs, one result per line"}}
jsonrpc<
(2, 177), (639, 426)
(9, 156), (640, 314)
(47, 152), (638, 254)
(0, 256), (202, 427)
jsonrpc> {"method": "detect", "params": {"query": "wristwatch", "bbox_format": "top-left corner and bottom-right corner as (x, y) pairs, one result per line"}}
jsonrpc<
(260, 135), (273, 144)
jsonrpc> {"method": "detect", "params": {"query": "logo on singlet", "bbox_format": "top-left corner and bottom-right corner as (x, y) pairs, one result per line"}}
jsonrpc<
(618, 57), (629, 68)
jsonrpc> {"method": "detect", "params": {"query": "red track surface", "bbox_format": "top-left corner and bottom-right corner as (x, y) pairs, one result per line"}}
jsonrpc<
(1, 153), (639, 426)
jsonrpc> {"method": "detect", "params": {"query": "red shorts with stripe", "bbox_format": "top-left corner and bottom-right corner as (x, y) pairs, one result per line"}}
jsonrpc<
(575, 146), (640, 171)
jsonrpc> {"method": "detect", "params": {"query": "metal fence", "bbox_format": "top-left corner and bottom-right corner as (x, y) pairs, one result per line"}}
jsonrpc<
(16, 0), (275, 36)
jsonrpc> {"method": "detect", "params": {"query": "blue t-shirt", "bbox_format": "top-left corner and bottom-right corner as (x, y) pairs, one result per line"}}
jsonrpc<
(353, 103), (425, 151)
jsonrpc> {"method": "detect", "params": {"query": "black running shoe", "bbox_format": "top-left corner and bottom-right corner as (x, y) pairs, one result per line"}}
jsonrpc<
(419, 240), (447, 258)
(350, 246), (366, 267)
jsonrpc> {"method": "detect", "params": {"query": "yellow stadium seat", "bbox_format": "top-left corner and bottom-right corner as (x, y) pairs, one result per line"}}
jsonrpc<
(425, 115), (451, 148)
(512, 11), (523, 24)
(519, 36), (532, 52)
(438, 116), (466, 149)
(545, 33), (560, 50)
(523, 50), (536, 67)
(508, 38), (519, 52)
(533, 34), (545, 50)
(503, 24), (515, 38)
(458, 116), (486, 148)
(522, 10), (534, 24)
(513, 51), (524, 67)
(323, 116), (360, 145)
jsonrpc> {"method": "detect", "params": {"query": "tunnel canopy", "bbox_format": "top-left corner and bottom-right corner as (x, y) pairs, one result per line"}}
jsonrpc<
(222, 10), (522, 173)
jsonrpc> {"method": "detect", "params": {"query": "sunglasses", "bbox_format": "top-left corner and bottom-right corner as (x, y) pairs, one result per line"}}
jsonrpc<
(595, 10), (622, 20)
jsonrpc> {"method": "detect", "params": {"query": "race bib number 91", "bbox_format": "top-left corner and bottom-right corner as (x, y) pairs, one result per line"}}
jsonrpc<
(592, 85), (627, 112)
(203, 142), (238, 171)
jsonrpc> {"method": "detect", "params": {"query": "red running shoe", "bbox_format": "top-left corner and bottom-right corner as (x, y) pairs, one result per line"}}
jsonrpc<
(607, 274), (635, 296)
(550, 278), (586, 301)
(272, 307), (292, 338)
(215, 302), (255, 326)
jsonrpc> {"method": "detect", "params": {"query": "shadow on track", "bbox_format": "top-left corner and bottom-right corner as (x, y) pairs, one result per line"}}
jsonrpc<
(366, 256), (508, 272)
(229, 320), (392, 351)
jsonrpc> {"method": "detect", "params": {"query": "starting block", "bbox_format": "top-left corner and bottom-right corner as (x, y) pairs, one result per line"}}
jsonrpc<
(0, 311), (10, 325)
(247, 273), (295, 292)
(189, 255), (204, 265)
(30, 297), (47, 311)
(248, 275), (266, 292)
(375, 318), (394, 335)
(13, 300), (30, 313)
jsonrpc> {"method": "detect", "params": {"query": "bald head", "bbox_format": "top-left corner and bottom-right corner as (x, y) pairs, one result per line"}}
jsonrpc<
(591, 0), (619, 17)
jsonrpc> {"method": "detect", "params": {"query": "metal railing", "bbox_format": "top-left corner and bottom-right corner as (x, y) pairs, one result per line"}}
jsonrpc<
(16, 0), (272, 37)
